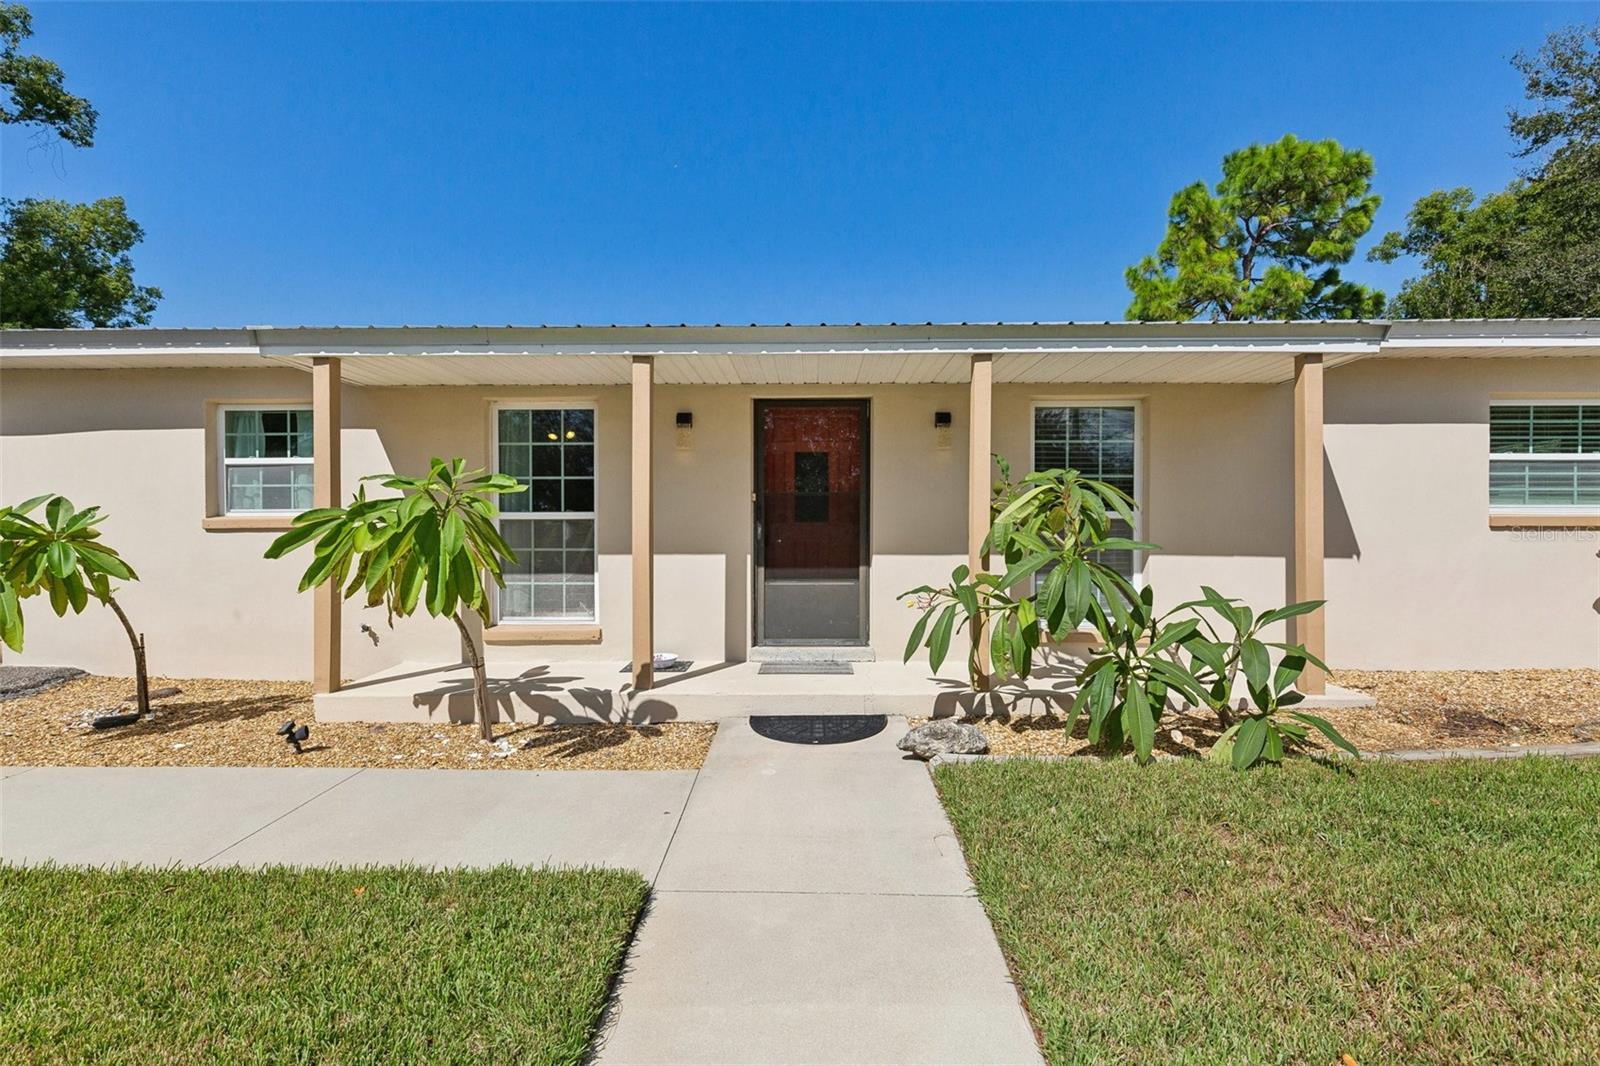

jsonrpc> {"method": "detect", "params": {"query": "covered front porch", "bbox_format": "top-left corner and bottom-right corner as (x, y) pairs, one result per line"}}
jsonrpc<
(287, 322), (1372, 722)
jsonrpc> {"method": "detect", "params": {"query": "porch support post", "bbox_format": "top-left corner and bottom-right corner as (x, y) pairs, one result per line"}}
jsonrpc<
(968, 353), (993, 687)
(631, 355), (655, 691)
(1292, 354), (1326, 695)
(312, 356), (342, 694)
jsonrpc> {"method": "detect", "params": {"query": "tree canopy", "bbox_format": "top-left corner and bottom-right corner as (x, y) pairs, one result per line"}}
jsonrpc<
(0, 197), (163, 327)
(0, 2), (95, 146)
(1371, 20), (1600, 318)
(1124, 134), (1384, 322)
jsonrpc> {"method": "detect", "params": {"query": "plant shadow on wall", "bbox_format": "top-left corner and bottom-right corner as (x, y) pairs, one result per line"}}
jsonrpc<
(903, 456), (1358, 769)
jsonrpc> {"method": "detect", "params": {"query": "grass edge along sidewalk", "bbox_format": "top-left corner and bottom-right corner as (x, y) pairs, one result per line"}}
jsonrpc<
(1, 864), (647, 1065)
(935, 756), (1600, 1065)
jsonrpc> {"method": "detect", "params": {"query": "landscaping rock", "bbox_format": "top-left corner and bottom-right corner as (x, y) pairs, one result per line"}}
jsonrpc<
(0, 666), (85, 702)
(897, 720), (989, 760)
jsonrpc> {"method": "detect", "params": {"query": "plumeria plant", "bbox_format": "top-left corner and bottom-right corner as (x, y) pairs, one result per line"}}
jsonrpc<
(265, 458), (519, 740)
(0, 495), (150, 715)
(902, 456), (1150, 688)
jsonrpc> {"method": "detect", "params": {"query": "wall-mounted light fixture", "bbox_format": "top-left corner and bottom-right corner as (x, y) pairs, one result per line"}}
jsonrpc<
(934, 410), (953, 450)
(675, 411), (694, 450)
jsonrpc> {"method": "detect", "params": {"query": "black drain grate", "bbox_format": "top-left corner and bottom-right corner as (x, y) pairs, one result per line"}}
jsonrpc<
(750, 715), (886, 745)
(757, 661), (854, 675)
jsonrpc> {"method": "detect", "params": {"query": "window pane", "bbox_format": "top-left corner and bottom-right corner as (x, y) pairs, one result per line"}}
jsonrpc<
(495, 412), (598, 622)
(499, 408), (531, 443)
(226, 462), (313, 512)
(564, 479), (594, 513)
(1532, 406), (1582, 453)
(500, 583), (532, 619)
(292, 411), (314, 458)
(531, 445), (561, 477)
(226, 466), (262, 511)
(1034, 405), (1138, 583)
(531, 410), (562, 443)
(564, 444), (594, 478)
(1491, 458), (1600, 508)
(500, 444), (530, 478)
(225, 409), (311, 459)
(533, 584), (565, 617)
(1489, 405), (1532, 454)
(564, 519), (594, 549)
(564, 409), (595, 443)
(530, 479), (561, 512)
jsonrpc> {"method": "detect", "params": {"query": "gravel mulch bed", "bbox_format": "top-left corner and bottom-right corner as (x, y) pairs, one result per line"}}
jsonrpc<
(916, 669), (1600, 758)
(0, 675), (715, 771)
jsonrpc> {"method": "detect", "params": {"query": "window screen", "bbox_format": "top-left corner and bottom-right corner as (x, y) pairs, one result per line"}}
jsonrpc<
(1489, 404), (1600, 511)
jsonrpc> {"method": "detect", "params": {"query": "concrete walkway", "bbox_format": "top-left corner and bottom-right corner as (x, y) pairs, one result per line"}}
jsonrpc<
(593, 718), (1042, 1065)
(0, 765), (694, 872)
(3, 726), (1042, 1064)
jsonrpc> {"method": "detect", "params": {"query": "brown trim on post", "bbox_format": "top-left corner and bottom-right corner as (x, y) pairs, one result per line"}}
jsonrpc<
(312, 357), (342, 694)
(631, 356), (654, 690)
(1292, 354), (1326, 695)
(968, 353), (993, 688)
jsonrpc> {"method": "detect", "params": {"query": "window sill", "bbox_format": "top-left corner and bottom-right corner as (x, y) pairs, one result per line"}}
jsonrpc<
(483, 623), (602, 646)
(202, 514), (297, 532)
(1489, 513), (1600, 530)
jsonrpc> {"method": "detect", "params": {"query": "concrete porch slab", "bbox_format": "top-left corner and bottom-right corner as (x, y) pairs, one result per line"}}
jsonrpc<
(314, 658), (1082, 725)
(315, 656), (1374, 724)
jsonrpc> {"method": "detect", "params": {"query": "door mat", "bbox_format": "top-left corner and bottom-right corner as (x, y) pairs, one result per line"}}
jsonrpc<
(750, 714), (886, 745)
(756, 661), (854, 675)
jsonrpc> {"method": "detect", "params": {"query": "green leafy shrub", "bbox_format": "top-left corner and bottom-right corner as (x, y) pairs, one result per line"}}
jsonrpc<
(0, 494), (150, 713)
(266, 458), (518, 739)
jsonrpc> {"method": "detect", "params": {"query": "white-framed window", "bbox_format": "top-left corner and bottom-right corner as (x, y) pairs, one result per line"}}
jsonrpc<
(1030, 401), (1142, 585)
(1489, 401), (1600, 514)
(493, 403), (597, 623)
(219, 406), (314, 514)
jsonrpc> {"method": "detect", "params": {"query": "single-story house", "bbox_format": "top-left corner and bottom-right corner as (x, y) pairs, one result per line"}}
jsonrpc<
(2, 320), (1596, 722)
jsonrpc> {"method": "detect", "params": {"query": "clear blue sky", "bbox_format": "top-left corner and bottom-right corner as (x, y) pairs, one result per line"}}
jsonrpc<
(1, 2), (1588, 327)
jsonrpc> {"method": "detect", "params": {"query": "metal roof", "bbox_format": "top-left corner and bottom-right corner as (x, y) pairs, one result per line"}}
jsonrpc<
(2, 319), (1595, 387)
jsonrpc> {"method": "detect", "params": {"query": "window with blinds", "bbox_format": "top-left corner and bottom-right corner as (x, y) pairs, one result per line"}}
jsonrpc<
(1033, 404), (1139, 581)
(1489, 403), (1600, 513)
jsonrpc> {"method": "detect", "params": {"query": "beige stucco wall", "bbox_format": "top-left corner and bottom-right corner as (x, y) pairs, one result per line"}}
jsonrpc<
(1, 356), (1595, 680)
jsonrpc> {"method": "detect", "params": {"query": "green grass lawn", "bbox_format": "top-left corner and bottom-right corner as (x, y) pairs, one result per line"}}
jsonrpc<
(0, 864), (647, 1064)
(936, 757), (1600, 1065)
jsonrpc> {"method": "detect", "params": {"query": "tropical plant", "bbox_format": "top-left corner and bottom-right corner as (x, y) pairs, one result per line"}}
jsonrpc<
(1204, 645), (1360, 770)
(0, 494), (149, 714)
(1067, 585), (1209, 764)
(1161, 587), (1322, 729)
(264, 458), (519, 741)
(1158, 588), (1360, 767)
(901, 457), (1147, 688)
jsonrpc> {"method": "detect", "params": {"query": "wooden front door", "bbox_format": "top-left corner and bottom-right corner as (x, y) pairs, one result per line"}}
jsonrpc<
(754, 400), (870, 645)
